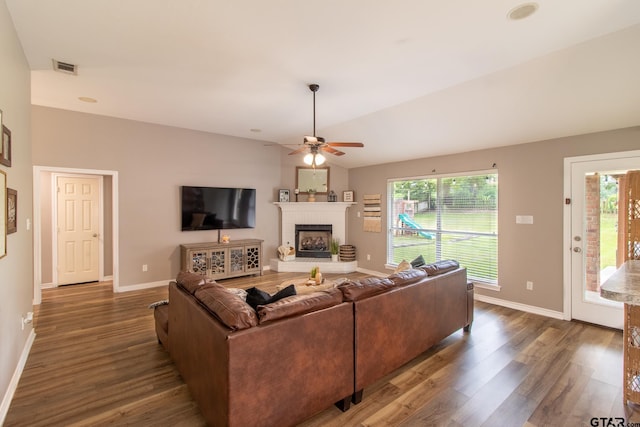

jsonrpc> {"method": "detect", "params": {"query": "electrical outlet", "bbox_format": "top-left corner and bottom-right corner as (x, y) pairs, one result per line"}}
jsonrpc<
(526, 281), (533, 290)
(142, 264), (148, 272)
(367, 254), (371, 261)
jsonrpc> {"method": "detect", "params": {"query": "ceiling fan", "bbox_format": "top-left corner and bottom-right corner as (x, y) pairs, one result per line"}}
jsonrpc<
(289, 84), (364, 167)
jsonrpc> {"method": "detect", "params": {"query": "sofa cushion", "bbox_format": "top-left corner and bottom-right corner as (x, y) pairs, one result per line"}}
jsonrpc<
(176, 271), (215, 294)
(257, 288), (343, 323)
(421, 259), (460, 276)
(410, 254), (426, 268)
(338, 277), (396, 302)
(387, 268), (428, 287)
(245, 285), (297, 310)
(194, 283), (258, 330)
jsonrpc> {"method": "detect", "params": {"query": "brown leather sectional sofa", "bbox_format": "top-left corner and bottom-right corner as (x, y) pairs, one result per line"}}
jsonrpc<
(159, 261), (473, 426)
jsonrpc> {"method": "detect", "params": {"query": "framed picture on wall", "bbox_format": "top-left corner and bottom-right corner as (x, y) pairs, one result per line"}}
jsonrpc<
(278, 189), (290, 202)
(343, 190), (354, 202)
(0, 170), (6, 258)
(0, 109), (3, 162)
(1, 125), (11, 167)
(7, 188), (16, 234)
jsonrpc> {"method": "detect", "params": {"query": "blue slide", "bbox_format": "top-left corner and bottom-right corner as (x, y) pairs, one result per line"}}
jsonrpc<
(399, 213), (434, 239)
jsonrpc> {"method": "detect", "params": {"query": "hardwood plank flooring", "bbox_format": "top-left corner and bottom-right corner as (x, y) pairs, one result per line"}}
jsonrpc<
(5, 271), (640, 426)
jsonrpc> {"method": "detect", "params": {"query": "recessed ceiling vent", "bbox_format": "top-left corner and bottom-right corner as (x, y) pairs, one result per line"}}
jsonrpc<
(507, 2), (538, 20)
(52, 59), (77, 75)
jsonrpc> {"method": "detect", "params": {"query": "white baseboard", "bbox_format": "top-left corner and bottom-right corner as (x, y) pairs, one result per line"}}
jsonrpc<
(40, 282), (56, 289)
(114, 279), (171, 293)
(0, 329), (36, 425)
(475, 293), (565, 320)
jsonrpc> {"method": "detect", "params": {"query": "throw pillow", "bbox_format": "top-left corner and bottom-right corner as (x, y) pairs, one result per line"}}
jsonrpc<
(226, 287), (248, 301)
(394, 259), (411, 273)
(245, 285), (297, 310)
(147, 299), (169, 309)
(245, 287), (272, 309)
(410, 254), (426, 268)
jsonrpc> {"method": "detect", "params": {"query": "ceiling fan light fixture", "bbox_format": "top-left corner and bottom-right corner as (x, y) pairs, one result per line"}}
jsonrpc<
(303, 153), (314, 165)
(303, 152), (325, 167)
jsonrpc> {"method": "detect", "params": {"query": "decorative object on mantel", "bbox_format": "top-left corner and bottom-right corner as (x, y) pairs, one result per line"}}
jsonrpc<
(339, 245), (356, 262)
(1, 125), (11, 167)
(278, 244), (295, 261)
(343, 190), (354, 202)
(330, 238), (340, 261)
(278, 189), (290, 202)
(363, 194), (382, 233)
(328, 190), (337, 202)
(307, 189), (316, 202)
(221, 234), (230, 243)
(7, 188), (16, 234)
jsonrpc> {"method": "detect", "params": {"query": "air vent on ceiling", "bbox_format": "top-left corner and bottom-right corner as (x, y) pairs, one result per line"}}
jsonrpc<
(52, 59), (77, 75)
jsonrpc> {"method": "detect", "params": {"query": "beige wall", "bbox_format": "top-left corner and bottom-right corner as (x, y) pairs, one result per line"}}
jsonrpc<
(0, 0), (33, 418)
(31, 106), (349, 289)
(348, 127), (640, 312)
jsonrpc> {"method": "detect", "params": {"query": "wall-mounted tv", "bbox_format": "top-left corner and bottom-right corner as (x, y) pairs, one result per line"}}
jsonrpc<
(181, 186), (256, 231)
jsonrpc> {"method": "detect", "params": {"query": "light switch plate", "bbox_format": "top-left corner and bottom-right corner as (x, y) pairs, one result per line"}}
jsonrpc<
(516, 215), (534, 224)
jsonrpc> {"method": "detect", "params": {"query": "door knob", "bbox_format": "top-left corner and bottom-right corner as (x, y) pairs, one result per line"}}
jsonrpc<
(93, 233), (99, 238)
(573, 247), (582, 253)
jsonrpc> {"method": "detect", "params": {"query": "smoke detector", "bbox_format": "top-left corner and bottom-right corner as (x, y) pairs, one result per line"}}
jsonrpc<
(52, 59), (77, 75)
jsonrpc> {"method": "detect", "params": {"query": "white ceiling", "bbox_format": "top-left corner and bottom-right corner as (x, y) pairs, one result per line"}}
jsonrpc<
(6, 0), (640, 168)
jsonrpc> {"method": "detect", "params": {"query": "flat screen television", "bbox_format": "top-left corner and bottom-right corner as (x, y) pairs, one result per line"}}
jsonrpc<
(181, 186), (256, 231)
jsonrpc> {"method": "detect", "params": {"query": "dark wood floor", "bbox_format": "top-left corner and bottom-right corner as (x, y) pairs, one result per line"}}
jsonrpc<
(5, 270), (640, 426)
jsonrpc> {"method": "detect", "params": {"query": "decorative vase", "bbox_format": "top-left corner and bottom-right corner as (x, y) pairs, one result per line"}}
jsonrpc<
(331, 254), (339, 262)
(308, 194), (316, 202)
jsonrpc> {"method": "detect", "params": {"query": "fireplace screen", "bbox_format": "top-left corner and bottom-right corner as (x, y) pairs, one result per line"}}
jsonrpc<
(295, 224), (332, 258)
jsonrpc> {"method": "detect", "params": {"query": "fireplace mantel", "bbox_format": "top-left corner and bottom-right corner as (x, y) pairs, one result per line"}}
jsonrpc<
(271, 202), (357, 273)
(273, 202), (356, 248)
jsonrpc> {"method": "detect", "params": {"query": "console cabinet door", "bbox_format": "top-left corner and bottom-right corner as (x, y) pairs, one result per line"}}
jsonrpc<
(245, 243), (262, 274)
(208, 247), (228, 279)
(187, 249), (209, 276)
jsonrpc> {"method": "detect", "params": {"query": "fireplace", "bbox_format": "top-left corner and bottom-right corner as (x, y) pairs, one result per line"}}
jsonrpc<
(295, 224), (332, 258)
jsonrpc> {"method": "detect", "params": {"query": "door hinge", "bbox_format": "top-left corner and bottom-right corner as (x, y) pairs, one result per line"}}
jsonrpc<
(565, 198), (571, 205)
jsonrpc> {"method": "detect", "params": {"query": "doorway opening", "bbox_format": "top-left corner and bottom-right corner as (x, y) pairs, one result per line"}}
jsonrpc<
(33, 166), (119, 305)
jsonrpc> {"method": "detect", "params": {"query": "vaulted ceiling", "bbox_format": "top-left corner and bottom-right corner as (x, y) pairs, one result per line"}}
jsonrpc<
(6, 0), (640, 168)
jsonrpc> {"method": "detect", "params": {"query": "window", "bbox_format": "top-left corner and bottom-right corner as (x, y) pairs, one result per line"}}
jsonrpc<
(387, 172), (498, 285)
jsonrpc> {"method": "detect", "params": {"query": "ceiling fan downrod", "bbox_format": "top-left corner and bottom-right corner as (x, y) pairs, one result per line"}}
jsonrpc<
(309, 84), (319, 138)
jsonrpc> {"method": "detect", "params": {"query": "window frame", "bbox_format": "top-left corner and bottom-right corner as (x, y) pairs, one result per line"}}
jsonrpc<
(386, 170), (499, 288)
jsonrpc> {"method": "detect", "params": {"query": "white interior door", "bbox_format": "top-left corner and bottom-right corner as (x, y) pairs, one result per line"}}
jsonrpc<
(56, 175), (102, 285)
(569, 153), (640, 329)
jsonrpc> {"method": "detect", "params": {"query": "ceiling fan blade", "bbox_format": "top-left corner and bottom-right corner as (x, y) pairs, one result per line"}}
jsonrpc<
(321, 146), (346, 156)
(326, 142), (364, 147)
(288, 146), (308, 155)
